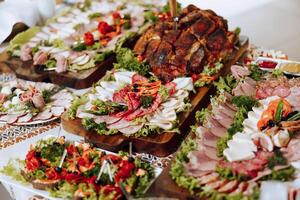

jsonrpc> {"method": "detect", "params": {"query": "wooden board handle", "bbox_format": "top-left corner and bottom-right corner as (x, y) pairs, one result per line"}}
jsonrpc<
(169, 0), (177, 17)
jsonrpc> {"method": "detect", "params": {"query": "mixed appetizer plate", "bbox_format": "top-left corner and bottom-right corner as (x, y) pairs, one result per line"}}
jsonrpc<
(0, 79), (74, 125)
(8, 0), (163, 73)
(67, 69), (193, 137)
(0, 132), (162, 200)
(170, 63), (300, 200)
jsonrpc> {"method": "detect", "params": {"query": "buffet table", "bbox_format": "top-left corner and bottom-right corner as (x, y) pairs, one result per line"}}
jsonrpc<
(1, 0), (300, 200)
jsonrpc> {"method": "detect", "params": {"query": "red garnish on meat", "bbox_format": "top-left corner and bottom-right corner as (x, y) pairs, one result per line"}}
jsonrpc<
(258, 60), (277, 69)
(114, 160), (135, 182)
(83, 32), (95, 46)
(98, 21), (113, 35)
(25, 150), (41, 172)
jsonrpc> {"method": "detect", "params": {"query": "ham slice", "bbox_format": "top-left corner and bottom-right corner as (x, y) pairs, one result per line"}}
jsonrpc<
(7, 113), (26, 124)
(17, 113), (33, 123)
(94, 115), (121, 125)
(20, 44), (32, 61)
(272, 85), (291, 98)
(32, 93), (45, 109)
(107, 119), (131, 130)
(33, 51), (48, 65)
(218, 180), (239, 193)
(187, 150), (218, 172)
(199, 172), (219, 185)
(232, 84), (245, 96)
(212, 116), (232, 129)
(118, 123), (144, 136)
(201, 145), (220, 161)
(231, 65), (250, 80)
(206, 179), (229, 190)
(33, 109), (53, 121)
(51, 106), (65, 117)
(197, 127), (219, 148)
(231, 182), (248, 195)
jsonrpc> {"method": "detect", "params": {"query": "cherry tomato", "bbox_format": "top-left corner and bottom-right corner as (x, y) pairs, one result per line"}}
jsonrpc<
(98, 21), (113, 35)
(191, 74), (199, 82)
(83, 32), (95, 46)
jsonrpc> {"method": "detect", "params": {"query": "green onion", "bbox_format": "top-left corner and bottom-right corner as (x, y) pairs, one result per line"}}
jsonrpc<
(275, 100), (283, 122)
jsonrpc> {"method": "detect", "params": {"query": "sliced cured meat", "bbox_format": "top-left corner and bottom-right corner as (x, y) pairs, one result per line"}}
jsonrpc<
(231, 182), (248, 194)
(187, 150), (218, 171)
(197, 127), (219, 147)
(17, 113), (33, 123)
(32, 93), (45, 109)
(7, 113), (26, 124)
(51, 106), (65, 117)
(131, 74), (148, 83)
(272, 85), (291, 98)
(231, 65), (250, 80)
(205, 179), (229, 190)
(240, 81), (256, 97)
(94, 115), (121, 125)
(201, 145), (220, 161)
(33, 51), (48, 65)
(210, 126), (227, 138)
(20, 44), (32, 61)
(218, 180), (239, 193)
(33, 109), (53, 121)
(52, 99), (72, 109)
(199, 172), (219, 185)
(118, 123), (144, 136)
(232, 84), (245, 96)
(212, 116), (232, 129)
(224, 101), (238, 112)
(107, 119), (131, 130)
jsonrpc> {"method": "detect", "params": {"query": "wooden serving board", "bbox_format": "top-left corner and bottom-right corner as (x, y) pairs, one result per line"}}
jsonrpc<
(61, 36), (249, 157)
(3, 36), (138, 89)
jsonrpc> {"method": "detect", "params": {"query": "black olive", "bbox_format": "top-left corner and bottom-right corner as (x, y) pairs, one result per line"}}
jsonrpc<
(267, 120), (276, 127)
(55, 167), (62, 173)
(101, 151), (106, 157)
(35, 152), (41, 157)
(128, 156), (134, 163)
(11, 87), (17, 92)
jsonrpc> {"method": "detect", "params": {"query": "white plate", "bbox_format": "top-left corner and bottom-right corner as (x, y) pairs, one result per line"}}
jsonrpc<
(0, 116), (58, 126)
(0, 127), (162, 200)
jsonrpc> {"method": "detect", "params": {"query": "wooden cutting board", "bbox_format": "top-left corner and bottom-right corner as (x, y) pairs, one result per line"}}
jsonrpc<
(3, 36), (138, 89)
(61, 36), (250, 157)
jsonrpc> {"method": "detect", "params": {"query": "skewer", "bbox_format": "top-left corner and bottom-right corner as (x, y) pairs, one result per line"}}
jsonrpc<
(129, 142), (132, 157)
(55, 148), (67, 172)
(95, 160), (107, 184)
(105, 162), (113, 182)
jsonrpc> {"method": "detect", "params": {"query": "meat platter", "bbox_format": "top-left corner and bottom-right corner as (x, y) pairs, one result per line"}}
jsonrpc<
(148, 56), (300, 199)
(0, 135), (162, 200)
(0, 79), (74, 125)
(3, 0), (164, 89)
(61, 4), (249, 157)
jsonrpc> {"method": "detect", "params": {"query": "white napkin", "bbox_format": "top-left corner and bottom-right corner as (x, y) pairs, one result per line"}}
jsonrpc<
(0, 0), (56, 44)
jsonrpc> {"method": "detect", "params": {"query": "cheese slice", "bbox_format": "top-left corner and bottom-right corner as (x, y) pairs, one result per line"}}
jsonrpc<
(227, 140), (257, 152)
(223, 147), (255, 162)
